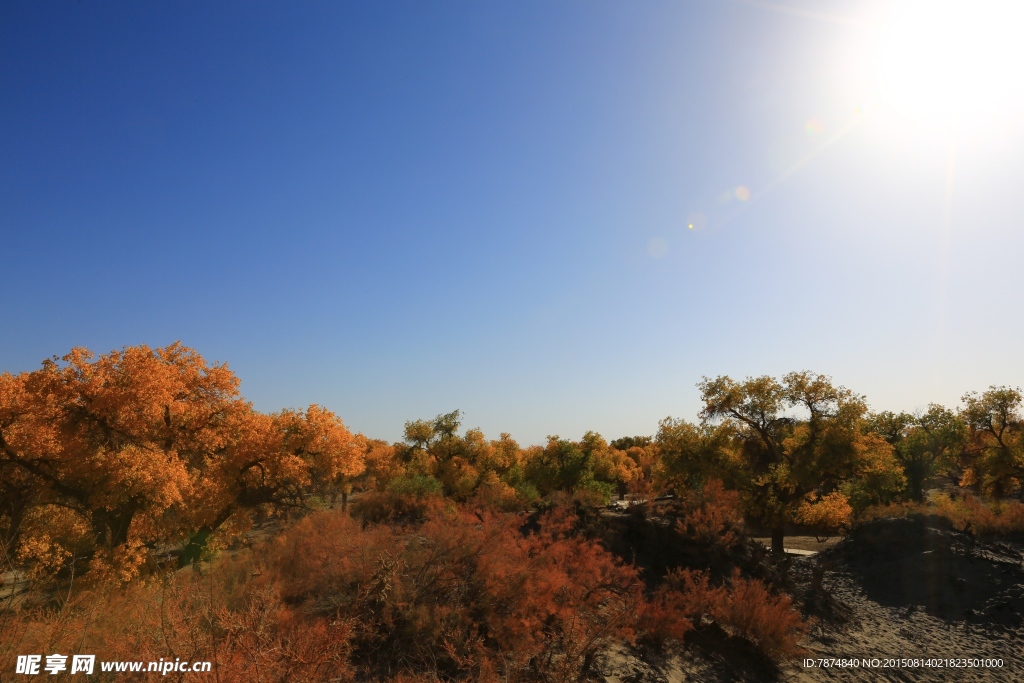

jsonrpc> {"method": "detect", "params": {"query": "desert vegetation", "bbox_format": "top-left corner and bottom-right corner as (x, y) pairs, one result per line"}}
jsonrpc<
(2, 344), (1024, 681)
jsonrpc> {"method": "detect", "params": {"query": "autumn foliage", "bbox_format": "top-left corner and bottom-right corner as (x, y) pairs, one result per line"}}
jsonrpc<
(9, 343), (1024, 679)
(272, 506), (647, 681)
(644, 568), (806, 659)
(863, 493), (1024, 538)
(1, 554), (355, 683)
(1, 502), (808, 681)
(672, 479), (745, 547)
(0, 344), (362, 582)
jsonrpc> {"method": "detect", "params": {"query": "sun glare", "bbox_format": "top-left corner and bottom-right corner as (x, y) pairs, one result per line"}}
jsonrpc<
(873, 0), (1024, 129)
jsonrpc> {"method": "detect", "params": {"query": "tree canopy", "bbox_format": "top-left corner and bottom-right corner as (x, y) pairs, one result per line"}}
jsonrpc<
(3, 343), (1022, 576)
(691, 372), (904, 552)
(0, 343), (362, 580)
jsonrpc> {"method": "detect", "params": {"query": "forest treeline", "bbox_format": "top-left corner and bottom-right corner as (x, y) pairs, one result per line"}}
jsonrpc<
(2, 343), (1023, 681)
(2, 343), (1020, 574)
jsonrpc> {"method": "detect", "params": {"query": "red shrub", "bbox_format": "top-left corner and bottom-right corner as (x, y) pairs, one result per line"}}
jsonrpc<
(673, 479), (744, 547)
(934, 494), (1024, 536)
(712, 569), (807, 658)
(644, 567), (806, 660)
(862, 495), (1024, 537)
(0, 559), (355, 683)
(268, 504), (646, 682)
(2, 503), (806, 681)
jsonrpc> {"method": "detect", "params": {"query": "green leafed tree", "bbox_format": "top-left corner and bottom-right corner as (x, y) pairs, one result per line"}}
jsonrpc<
(653, 417), (733, 492)
(907, 406), (965, 501)
(960, 386), (1024, 498)
(697, 371), (903, 553)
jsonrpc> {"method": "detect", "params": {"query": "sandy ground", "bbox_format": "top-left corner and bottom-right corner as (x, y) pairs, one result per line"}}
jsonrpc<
(599, 519), (1024, 683)
(0, 570), (27, 610)
(783, 562), (1024, 682)
(753, 535), (841, 554)
(599, 561), (1023, 683)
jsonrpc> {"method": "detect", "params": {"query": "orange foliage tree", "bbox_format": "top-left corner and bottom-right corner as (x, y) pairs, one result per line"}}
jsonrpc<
(0, 343), (362, 580)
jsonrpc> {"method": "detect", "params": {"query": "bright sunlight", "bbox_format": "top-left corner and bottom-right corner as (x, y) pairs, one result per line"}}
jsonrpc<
(872, 0), (1024, 129)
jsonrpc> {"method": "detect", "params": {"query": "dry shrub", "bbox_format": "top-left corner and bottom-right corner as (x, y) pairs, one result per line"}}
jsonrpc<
(350, 474), (449, 524)
(713, 569), (806, 658)
(269, 505), (645, 682)
(475, 507), (645, 681)
(2, 503), (808, 681)
(644, 567), (806, 659)
(212, 584), (354, 682)
(861, 495), (1024, 537)
(673, 479), (745, 546)
(933, 494), (1024, 536)
(638, 576), (701, 647)
(0, 554), (354, 682)
(859, 500), (932, 522)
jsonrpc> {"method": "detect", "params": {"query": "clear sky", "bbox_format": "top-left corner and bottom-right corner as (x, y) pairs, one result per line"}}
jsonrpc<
(3, 1), (1023, 444)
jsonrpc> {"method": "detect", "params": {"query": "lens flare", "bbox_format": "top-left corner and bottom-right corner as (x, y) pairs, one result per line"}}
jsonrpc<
(735, 186), (751, 201)
(686, 212), (707, 231)
(647, 237), (669, 258)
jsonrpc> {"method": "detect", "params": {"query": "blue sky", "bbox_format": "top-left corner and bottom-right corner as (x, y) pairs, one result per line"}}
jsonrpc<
(3, 1), (1023, 444)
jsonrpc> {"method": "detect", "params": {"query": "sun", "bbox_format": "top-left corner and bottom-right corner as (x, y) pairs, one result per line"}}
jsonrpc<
(872, 0), (1024, 129)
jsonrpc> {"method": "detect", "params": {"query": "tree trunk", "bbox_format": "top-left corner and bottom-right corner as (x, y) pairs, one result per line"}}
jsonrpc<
(341, 490), (349, 512)
(92, 505), (138, 549)
(909, 478), (925, 503)
(180, 505), (235, 567)
(906, 462), (926, 502)
(1, 493), (30, 549)
(771, 526), (785, 554)
(578, 650), (596, 682)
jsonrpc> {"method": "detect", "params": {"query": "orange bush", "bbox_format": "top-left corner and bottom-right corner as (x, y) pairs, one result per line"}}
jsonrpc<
(933, 494), (1024, 535)
(1, 503), (808, 681)
(645, 567), (806, 659)
(474, 507), (645, 681)
(713, 569), (807, 658)
(266, 504), (648, 681)
(673, 479), (745, 547)
(0, 558), (354, 683)
(860, 495), (1024, 537)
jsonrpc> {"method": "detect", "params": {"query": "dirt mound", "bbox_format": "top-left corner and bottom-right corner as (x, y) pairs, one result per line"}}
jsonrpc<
(824, 514), (1024, 625)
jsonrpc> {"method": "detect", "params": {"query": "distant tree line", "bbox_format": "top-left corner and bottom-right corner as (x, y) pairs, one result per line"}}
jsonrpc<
(1, 343), (1022, 580)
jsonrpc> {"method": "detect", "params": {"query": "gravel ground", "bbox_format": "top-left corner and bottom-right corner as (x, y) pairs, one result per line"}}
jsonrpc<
(784, 561), (1024, 682)
(601, 517), (1024, 682)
